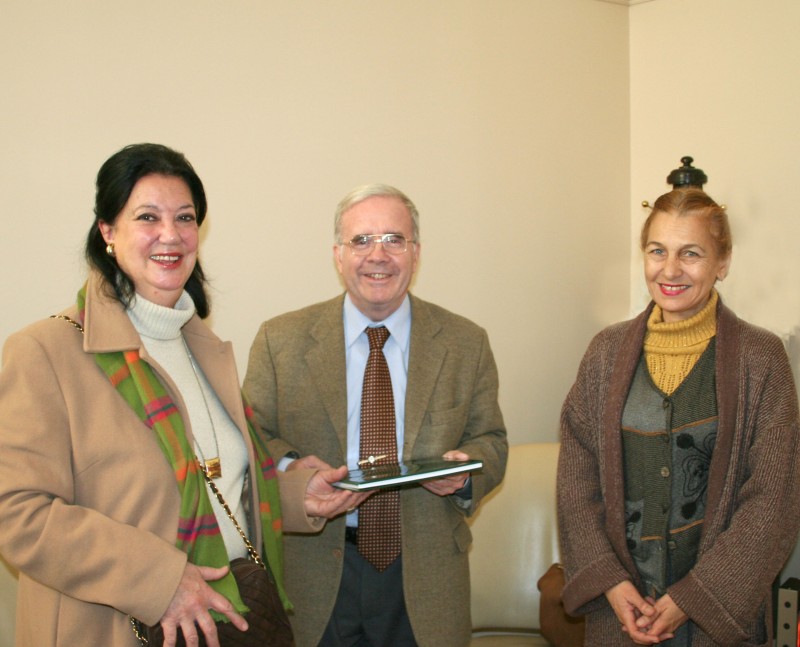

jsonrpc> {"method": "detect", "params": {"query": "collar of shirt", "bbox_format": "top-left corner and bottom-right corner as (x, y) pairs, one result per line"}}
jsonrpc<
(343, 293), (412, 352)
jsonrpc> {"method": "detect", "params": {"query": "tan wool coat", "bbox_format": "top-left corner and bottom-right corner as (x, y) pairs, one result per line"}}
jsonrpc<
(0, 274), (320, 647)
(244, 294), (509, 647)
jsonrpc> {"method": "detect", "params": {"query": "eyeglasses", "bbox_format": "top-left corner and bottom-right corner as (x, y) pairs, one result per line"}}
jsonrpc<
(341, 233), (416, 256)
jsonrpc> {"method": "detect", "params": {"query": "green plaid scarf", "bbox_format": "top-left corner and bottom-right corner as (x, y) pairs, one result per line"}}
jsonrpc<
(76, 285), (289, 617)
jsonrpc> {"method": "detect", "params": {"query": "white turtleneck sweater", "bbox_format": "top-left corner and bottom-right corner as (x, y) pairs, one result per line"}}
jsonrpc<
(127, 292), (249, 560)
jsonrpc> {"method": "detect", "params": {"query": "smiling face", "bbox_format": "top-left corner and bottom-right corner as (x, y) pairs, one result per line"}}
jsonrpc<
(643, 210), (731, 322)
(98, 174), (199, 308)
(334, 195), (420, 321)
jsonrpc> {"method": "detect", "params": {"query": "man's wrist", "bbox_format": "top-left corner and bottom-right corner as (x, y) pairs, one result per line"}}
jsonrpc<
(278, 451), (300, 472)
(451, 475), (473, 508)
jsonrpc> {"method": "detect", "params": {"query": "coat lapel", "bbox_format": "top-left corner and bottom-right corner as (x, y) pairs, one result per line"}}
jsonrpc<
(82, 274), (142, 353)
(704, 300), (740, 538)
(83, 273), (248, 437)
(182, 318), (248, 434)
(403, 296), (446, 459)
(306, 297), (349, 456)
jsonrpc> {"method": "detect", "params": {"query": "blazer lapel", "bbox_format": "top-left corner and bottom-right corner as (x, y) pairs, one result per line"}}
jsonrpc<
(82, 275), (240, 425)
(181, 317), (263, 551)
(403, 296), (446, 459)
(306, 297), (349, 456)
(182, 317), (248, 434)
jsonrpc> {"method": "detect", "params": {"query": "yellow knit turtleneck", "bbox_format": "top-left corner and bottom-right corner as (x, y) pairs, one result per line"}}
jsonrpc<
(643, 290), (719, 396)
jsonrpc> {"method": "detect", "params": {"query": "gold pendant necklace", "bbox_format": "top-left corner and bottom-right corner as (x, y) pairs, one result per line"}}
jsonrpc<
(204, 456), (222, 479)
(182, 338), (223, 479)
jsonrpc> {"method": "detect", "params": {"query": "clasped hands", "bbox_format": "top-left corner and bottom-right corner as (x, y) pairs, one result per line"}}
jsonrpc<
(605, 580), (688, 645)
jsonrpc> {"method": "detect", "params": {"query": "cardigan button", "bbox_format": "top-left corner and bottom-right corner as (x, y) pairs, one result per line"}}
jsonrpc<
(660, 466), (670, 478)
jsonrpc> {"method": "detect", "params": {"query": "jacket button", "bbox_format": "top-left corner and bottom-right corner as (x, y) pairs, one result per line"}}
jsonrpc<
(660, 466), (670, 478)
(332, 548), (343, 559)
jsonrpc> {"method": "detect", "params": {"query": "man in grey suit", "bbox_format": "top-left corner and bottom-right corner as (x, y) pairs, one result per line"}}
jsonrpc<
(244, 184), (508, 647)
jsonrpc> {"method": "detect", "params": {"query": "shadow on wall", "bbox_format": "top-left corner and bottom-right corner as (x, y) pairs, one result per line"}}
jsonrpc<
(785, 326), (800, 387)
(780, 326), (800, 584)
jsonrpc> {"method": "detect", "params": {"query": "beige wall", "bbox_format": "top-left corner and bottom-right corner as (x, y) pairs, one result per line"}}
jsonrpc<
(0, 2), (629, 643)
(0, 0), (630, 447)
(629, 0), (800, 335)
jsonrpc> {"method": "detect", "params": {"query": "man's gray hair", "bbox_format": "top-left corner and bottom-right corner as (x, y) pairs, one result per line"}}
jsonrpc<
(334, 183), (420, 243)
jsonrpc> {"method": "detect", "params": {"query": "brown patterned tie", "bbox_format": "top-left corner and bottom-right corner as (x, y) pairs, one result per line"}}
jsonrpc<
(357, 326), (401, 571)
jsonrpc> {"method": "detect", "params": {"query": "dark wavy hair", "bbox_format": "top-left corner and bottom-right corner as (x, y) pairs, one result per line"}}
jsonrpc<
(85, 143), (210, 318)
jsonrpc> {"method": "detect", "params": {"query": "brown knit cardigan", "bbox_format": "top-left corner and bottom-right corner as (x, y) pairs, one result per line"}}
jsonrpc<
(557, 299), (800, 647)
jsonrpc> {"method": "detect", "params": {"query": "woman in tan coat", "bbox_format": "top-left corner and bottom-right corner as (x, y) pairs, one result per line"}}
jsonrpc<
(0, 143), (366, 647)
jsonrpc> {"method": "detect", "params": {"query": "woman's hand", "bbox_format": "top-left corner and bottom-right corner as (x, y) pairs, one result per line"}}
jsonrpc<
(604, 580), (663, 645)
(421, 450), (471, 496)
(303, 464), (371, 518)
(157, 562), (248, 647)
(636, 593), (686, 641)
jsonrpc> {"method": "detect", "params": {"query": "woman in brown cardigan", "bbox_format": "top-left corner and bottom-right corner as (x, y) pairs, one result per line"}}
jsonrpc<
(557, 188), (800, 646)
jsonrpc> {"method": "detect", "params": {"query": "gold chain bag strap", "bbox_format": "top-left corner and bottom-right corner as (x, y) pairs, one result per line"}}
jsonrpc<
(131, 466), (294, 647)
(49, 315), (294, 647)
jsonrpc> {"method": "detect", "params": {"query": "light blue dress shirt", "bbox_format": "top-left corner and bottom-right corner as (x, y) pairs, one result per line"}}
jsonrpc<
(343, 293), (412, 470)
(343, 293), (411, 526)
